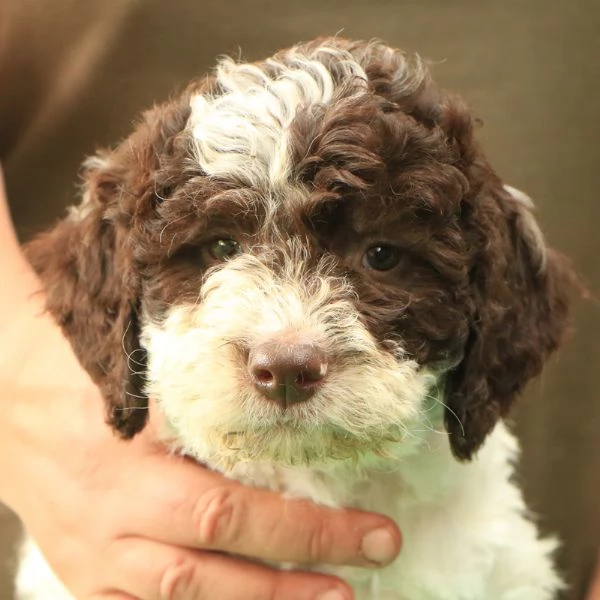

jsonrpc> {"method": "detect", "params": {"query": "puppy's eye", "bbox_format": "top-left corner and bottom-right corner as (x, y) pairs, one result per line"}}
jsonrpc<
(363, 244), (401, 271)
(209, 239), (242, 261)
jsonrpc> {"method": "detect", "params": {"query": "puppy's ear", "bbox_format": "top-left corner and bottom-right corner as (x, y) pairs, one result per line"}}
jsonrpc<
(25, 155), (149, 437)
(25, 91), (194, 437)
(444, 175), (575, 460)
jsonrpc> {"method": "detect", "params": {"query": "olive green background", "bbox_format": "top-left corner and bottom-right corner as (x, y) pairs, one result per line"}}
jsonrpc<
(1, 1), (598, 598)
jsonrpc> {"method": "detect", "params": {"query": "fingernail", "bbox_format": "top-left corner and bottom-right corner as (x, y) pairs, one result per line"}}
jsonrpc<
(361, 528), (398, 565)
(316, 590), (347, 600)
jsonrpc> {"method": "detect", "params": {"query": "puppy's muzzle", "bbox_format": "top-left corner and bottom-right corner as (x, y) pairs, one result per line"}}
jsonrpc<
(248, 340), (328, 408)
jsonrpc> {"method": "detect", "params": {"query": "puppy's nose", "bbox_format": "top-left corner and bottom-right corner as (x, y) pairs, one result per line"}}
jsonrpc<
(248, 342), (328, 408)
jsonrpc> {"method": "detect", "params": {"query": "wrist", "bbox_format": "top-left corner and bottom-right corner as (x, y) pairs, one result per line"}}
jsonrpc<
(0, 166), (43, 322)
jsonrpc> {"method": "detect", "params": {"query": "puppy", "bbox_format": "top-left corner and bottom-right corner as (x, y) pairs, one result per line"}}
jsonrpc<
(17, 37), (574, 599)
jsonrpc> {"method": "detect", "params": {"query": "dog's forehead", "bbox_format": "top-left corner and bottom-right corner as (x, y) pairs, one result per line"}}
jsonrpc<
(185, 42), (424, 214)
(188, 50), (354, 189)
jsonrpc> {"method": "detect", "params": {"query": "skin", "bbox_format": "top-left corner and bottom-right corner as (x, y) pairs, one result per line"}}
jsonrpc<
(589, 554), (600, 600)
(0, 164), (401, 599)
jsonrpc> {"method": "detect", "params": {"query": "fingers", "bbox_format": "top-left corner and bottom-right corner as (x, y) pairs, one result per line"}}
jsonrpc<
(187, 481), (401, 567)
(107, 538), (354, 600)
(128, 455), (401, 568)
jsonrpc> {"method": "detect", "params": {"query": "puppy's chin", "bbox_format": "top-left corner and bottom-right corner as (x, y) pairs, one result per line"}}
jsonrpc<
(166, 423), (418, 471)
(157, 403), (434, 470)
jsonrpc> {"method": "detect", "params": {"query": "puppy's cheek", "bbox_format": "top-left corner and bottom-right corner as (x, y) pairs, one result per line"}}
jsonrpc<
(141, 306), (249, 455)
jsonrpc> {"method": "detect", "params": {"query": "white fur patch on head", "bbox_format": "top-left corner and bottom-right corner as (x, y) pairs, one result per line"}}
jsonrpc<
(187, 41), (429, 228)
(141, 245), (437, 469)
(188, 47), (368, 190)
(187, 39), (434, 191)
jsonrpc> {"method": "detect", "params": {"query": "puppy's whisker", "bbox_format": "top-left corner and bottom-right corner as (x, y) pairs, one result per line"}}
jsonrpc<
(432, 396), (465, 438)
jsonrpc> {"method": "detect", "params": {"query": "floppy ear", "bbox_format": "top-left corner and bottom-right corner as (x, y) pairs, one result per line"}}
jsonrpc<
(24, 92), (193, 437)
(25, 155), (150, 436)
(444, 176), (575, 460)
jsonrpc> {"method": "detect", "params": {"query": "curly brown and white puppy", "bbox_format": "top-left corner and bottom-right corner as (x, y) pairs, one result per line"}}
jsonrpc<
(17, 38), (574, 599)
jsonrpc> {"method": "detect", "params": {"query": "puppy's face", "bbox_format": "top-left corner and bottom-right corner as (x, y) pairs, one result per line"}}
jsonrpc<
(26, 39), (573, 466)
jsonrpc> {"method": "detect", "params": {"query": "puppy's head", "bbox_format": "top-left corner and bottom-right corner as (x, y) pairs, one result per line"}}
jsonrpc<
(27, 38), (574, 465)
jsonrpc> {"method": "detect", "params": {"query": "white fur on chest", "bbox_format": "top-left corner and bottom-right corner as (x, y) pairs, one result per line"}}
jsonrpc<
(15, 424), (562, 600)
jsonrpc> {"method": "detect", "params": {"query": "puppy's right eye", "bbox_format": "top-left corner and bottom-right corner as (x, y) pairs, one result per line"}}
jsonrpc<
(363, 244), (401, 271)
(209, 238), (242, 261)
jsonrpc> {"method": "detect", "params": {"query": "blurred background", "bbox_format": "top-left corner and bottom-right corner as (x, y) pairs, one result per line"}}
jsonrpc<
(1, 0), (598, 598)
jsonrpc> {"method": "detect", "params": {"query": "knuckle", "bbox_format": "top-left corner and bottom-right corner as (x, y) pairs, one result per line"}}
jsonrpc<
(306, 518), (334, 563)
(159, 556), (201, 600)
(193, 485), (244, 549)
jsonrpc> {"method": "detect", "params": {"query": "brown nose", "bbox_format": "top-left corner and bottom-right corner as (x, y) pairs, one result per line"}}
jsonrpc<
(248, 341), (328, 408)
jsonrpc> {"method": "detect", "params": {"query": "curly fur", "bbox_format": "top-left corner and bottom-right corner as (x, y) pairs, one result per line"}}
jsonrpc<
(18, 37), (575, 599)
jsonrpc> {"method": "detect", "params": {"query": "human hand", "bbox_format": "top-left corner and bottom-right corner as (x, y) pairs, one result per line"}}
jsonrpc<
(0, 168), (401, 600)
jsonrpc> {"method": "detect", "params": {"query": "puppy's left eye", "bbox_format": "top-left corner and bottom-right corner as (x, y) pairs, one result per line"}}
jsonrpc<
(209, 239), (242, 261)
(363, 244), (401, 271)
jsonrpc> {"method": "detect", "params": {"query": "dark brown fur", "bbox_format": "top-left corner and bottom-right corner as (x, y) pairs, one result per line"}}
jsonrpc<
(25, 38), (575, 460)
